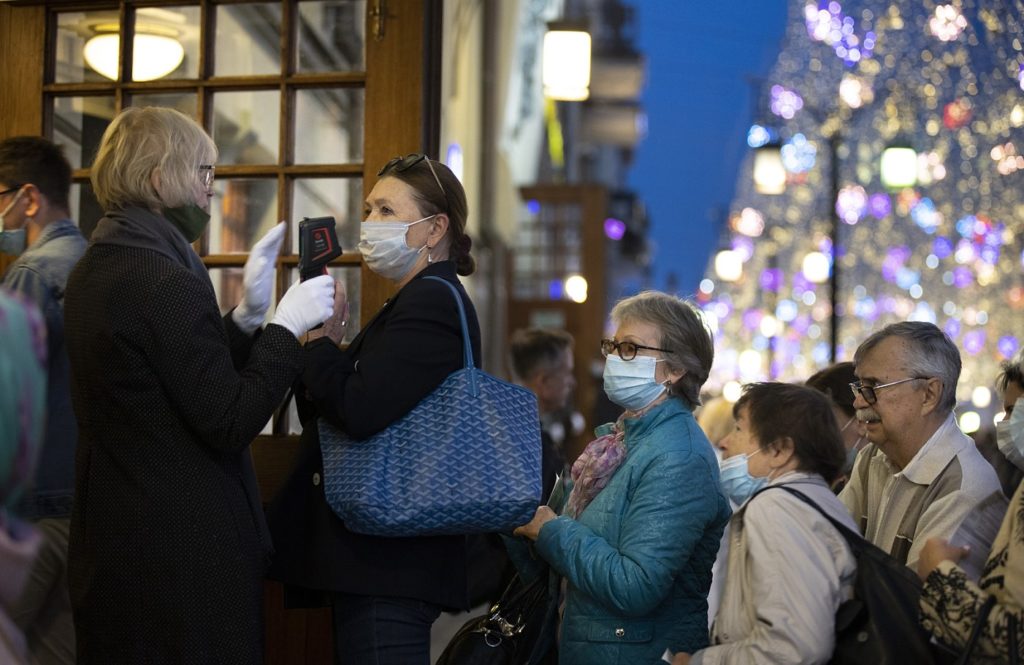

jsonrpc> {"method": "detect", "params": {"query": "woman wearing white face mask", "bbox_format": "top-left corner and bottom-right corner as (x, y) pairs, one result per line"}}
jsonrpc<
(266, 154), (480, 665)
(672, 382), (856, 665)
(511, 291), (731, 664)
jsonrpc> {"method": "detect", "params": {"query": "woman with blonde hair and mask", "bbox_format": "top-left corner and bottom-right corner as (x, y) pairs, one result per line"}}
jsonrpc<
(64, 106), (335, 664)
(267, 153), (480, 664)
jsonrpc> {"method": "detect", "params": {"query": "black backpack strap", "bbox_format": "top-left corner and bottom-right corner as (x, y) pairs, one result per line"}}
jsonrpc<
(749, 484), (868, 554)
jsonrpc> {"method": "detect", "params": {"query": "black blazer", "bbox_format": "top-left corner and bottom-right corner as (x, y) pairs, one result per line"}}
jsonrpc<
(266, 261), (482, 610)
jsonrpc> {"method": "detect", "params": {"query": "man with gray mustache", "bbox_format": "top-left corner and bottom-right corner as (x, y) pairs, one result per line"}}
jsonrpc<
(839, 321), (1006, 575)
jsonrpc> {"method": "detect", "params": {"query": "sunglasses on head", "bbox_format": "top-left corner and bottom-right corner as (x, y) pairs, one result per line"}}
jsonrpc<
(378, 153), (447, 202)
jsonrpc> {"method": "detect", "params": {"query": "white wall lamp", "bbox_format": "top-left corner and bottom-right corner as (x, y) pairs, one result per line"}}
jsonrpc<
(84, 28), (184, 81)
(542, 22), (591, 102)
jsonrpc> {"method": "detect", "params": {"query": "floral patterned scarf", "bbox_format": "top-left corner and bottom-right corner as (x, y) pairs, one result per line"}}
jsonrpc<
(564, 419), (627, 519)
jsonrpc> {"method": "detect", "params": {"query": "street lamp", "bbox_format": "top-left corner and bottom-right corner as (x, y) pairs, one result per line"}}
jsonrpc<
(542, 22), (592, 101)
(880, 141), (919, 189)
(753, 142), (786, 195)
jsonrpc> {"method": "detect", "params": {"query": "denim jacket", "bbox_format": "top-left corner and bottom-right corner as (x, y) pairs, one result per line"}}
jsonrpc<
(3, 219), (86, 518)
(525, 398), (732, 664)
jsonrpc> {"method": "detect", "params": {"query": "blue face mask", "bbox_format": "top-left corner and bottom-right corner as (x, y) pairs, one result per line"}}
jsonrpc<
(603, 354), (667, 411)
(719, 449), (766, 506)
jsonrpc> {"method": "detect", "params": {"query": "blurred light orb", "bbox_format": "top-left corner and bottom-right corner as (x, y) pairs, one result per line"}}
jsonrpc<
(564, 275), (588, 303)
(603, 217), (626, 240)
(732, 207), (765, 237)
(770, 85), (804, 119)
(868, 192), (891, 219)
(942, 99), (972, 130)
(911, 198), (942, 233)
(747, 124), (772, 148)
(802, 251), (831, 283)
(998, 336), (1020, 359)
(781, 133), (816, 173)
(732, 236), (755, 262)
(699, 278), (715, 295)
(759, 315), (780, 338)
(836, 185), (868, 224)
(959, 411), (981, 435)
(776, 299), (799, 322)
(839, 75), (872, 108)
(929, 5), (967, 41)
(715, 250), (743, 282)
(881, 146), (919, 189)
(722, 381), (743, 403)
(738, 349), (764, 376)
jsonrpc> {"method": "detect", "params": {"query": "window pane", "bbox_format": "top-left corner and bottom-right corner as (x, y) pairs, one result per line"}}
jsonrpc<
(130, 7), (200, 81)
(212, 91), (280, 165)
(55, 10), (120, 83)
(215, 3), (282, 76)
(207, 267), (244, 316)
(68, 182), (104, 240)
(294, 88), (364, 164)
(207, 179), (280, 254)
(296, 1), (367, 72)
(291, 179), (362, 254)
(128, 92), (198, 119)
(277, 266), (362, 433)
(52, 96), (116, 170)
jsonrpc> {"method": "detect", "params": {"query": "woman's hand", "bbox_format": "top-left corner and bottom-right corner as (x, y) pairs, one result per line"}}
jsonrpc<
(513, 506), (556, 541)
(320, 283), (349, 345)
(671, 652), (692, 665)
(917, 537), (969, 581)
(233, 222), (285, 334)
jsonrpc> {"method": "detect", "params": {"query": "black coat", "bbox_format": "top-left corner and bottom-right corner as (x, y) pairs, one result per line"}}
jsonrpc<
(64, 208), (303, 664)
(266, 261), (482, 610)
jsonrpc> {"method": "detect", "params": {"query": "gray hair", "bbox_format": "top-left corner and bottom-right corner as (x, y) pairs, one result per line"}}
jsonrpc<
(996, 349), (1024, 398)
(91, 107), (217, 211)
(610, 291), (713, 408)
(853, 321), (961, 413)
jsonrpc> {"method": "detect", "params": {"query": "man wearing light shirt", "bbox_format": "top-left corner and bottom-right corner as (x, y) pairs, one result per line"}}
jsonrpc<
(839, 321), (1006, 575)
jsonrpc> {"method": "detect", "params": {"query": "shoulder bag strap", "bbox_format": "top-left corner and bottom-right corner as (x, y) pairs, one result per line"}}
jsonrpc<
(749, 484), (868, 553)
(422, 276), (473, 372)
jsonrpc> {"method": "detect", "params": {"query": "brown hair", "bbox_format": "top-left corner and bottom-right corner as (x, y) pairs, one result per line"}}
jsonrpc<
(380, 156), (475, 276)
(509, 328), (574, 382)
(805, 361), (857, 419)
(734, 382), (846, 483)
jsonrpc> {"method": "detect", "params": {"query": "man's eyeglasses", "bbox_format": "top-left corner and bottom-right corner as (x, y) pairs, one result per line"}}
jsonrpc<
(378, 153), (447, 203)
(0, 185), (23, 198)
(199, 165), (215, 189)
(849, 377), (927, 405)
(601, 338), (671, 361)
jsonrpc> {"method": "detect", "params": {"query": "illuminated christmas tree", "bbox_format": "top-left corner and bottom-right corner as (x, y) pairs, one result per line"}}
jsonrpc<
(701, 0), (1024, 421)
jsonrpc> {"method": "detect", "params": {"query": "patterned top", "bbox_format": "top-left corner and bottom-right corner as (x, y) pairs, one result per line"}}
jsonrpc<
(0, 289), (46, 508)
(921, 478), (1024, 661)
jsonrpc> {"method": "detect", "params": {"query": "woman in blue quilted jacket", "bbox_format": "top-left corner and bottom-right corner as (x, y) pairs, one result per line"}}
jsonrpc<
(514, 290), (732, 664)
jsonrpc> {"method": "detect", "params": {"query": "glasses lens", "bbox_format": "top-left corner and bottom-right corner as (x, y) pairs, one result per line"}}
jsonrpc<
(600, 339), (614, 357)
(864, 386), (876, 404)
(620, 342), (637, 361)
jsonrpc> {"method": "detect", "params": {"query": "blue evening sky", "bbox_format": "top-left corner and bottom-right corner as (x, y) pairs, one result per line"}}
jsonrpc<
(628, 1), (789, 294)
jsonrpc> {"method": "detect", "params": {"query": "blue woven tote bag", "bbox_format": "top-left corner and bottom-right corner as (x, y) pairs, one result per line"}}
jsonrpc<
(319, 276), (543, 537)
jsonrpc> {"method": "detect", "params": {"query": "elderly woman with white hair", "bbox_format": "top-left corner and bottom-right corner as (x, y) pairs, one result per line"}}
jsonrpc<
(512, 290), (732, 664)
(63, 106), (336, 664)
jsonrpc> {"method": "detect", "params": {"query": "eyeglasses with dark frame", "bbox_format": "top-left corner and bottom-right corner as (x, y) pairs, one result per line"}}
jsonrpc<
(377, 153), (447, 204)
(849, 377), (928, 405)
(199, 165), (215, 189)
(601, 338), (672, 361)
(0, 185), (23, 198)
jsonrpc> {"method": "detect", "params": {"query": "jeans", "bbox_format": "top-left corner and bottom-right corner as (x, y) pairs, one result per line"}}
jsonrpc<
(10, 517), (75, 665)
(331, 593), (442, 665)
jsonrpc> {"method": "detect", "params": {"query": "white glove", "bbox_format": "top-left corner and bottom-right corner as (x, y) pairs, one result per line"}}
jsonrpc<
(270, 275), (336, 338)
(232, 222), (286, 334)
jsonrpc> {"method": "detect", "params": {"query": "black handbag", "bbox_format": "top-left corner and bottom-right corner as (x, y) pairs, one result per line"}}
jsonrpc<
(760, 485), (943, 665)
(436, 572), (551, 665)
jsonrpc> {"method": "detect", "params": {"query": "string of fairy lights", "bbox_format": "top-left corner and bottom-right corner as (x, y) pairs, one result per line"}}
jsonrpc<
(698, 0), (1024, 430)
